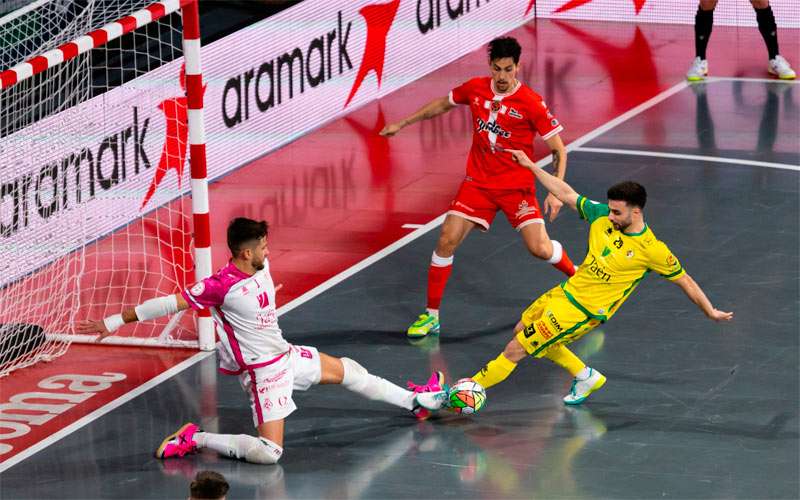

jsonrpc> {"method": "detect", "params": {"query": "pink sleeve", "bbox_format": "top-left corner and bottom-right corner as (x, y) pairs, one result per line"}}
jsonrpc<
(181, 277), (226, 310)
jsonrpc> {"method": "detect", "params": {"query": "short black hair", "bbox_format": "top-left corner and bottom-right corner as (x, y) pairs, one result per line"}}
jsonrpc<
(488, 37), (521, 64)
(189, 470), (229, 499)
(607, 181), (647, 209)
(227, 217), (268, 256)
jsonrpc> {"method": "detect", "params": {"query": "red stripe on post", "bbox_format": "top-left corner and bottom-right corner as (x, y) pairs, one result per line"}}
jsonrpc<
(118, 15), (138, 34)
(185, 74), (203, 109)
(0, 70), (17, 88)
(194, 213), (211, 248)
(59, 42), (79, 61)
(88, 29), (108, 47)
(190, 144), (207, 179)
(28, 56), (49, 75)
(181, 0), (200, 40)
(146, 3), (166, 20)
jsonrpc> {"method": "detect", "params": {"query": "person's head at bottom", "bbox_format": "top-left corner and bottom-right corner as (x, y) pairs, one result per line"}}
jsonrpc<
(189, 471), (229, 500)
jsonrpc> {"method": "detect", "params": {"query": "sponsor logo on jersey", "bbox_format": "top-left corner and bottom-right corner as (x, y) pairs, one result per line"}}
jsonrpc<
(613, 236), (623, 249)
(550, 118), (559, 127)
(476, 117), (511, 138)
(666, 254), (676, 266)
(509, 107), (523, 119)
(587, 255), (612, 282)
(490, 100), (501, 112)
(626, 250), (635, 258)
(257, 291), (270, 309)
(191, 282), (205, 296)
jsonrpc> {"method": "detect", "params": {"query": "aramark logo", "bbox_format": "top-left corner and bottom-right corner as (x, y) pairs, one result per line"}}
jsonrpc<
(417, 0), (492, 34)
(476, 117), (510, 138)
(221, 0), (401, 128)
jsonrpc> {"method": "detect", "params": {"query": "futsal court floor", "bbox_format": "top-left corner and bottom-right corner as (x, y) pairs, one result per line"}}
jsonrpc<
(1, 18), (798, 499)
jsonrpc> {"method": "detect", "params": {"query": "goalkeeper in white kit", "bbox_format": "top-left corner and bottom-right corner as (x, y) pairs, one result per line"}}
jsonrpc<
(77, 217), (447, 465)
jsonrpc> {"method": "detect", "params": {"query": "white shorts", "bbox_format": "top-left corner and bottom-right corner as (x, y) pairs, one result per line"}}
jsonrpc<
(238, 345), (321, 426)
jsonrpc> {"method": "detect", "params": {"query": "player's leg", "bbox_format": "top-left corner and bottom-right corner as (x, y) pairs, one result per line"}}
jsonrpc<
(314, 351), (448, 417)
(157, 421), (284, 465)
(518, 222), (576, 277)
(687, 0), (716, 81)
(753, 0), (796, 79)
(471, 322), (527, 389)
(408, 214), (481, 338)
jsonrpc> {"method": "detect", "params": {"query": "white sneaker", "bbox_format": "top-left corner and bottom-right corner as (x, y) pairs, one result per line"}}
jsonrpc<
(686, 57), (708, 81)
(768, 55), (796, 80)
(563, 368), (606, 405)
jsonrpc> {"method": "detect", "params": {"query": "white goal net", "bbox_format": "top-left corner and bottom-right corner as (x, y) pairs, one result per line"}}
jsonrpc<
(0, 0), (211, 378)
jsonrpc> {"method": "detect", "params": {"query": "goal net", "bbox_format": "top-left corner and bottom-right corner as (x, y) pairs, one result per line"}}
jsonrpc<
(0, 0), (213, 378)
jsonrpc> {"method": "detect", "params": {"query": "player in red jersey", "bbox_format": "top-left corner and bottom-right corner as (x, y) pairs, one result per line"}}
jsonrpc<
(380, 37), (576, 338)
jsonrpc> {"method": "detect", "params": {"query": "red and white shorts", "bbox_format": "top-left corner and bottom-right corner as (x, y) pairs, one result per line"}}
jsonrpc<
(447, 180), (543, 231)
(238, 345), (321, 426)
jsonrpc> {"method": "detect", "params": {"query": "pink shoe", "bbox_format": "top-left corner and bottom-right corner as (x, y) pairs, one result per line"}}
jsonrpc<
(155, 423), (199, 458)
(408, 371), (447, 420)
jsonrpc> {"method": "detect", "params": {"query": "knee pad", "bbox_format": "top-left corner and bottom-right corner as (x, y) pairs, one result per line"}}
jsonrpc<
(244, 436), (283, 465)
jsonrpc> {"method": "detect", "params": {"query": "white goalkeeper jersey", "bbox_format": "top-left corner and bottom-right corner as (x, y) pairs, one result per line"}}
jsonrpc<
(181, 259), (290, 375)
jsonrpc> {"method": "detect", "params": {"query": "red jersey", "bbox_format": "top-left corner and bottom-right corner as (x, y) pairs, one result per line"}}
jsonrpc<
(449, 77), (563, 190)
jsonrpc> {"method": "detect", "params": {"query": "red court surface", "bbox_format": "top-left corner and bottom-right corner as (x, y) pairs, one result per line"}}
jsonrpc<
(2, 18), (797, 466)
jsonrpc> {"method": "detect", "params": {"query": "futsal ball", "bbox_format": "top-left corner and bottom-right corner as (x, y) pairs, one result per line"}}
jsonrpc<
(448, 378), (486, 415)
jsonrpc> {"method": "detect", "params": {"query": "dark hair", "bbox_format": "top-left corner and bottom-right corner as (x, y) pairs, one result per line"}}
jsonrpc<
(227, 217), (268, 256)
(488, 37), (521, 64)
(607, 181), (647, 209)
(189, 471), (229, 499)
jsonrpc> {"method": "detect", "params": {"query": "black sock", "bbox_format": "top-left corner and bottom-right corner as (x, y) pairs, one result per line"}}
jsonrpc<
(755, 6), (779, 60)
(695, 7), (714, 60)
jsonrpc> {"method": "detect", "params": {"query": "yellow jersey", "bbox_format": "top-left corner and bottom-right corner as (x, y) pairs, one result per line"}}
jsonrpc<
(562, 195), (686, 322)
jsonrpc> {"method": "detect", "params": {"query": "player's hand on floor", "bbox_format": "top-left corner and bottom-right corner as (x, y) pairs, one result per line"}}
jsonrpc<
(379, 122), (402, 137)
(544, 193), (563, 221)
(75, 319), (112, 342)
(708, 309), (734, 322)
(507, 149), (534, 169)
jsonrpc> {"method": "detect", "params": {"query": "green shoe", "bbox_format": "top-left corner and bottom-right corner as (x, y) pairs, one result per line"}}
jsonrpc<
(407, 312), (440, 338)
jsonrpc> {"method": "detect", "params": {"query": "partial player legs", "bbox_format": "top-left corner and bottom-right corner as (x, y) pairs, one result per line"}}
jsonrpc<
(519, 223), (575, 277)
(155, 423), (283, 465)
(408, 214), (477, 338)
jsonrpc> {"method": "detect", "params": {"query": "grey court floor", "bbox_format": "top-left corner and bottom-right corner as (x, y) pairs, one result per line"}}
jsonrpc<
(1, 80), (798, 499)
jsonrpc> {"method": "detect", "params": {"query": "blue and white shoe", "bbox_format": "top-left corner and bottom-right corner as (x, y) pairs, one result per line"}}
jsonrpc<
(563, 368), (606, 405)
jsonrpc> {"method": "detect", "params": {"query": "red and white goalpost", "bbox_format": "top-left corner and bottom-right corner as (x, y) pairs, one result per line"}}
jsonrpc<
(0, 0), (214, 378)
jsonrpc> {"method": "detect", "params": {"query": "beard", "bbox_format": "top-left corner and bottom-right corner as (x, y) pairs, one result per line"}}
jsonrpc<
(612, 220), (630, 232)
(254, 260), (265, 271)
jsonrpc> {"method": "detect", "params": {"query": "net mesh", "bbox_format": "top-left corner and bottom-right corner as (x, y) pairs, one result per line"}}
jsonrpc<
(0, 0), (199, 378)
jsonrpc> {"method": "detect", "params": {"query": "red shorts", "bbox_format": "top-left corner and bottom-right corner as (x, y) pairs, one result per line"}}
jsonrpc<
(447, 181), (543, 231)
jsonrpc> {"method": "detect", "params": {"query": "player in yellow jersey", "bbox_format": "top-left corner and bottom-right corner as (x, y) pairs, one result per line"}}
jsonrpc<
(468, 149), (734, 405)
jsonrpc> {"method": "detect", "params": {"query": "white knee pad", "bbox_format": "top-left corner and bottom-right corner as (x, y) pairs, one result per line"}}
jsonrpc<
(243, 436), (283, 465)
(341, 357), (369, 391)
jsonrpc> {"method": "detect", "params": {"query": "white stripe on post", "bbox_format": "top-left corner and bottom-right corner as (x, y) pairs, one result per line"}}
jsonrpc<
(43, 49), (64, 67)
(191, 179), (209, 214)
(187, 109), (205, 145)
(197, 316), (215, 351)
(105, 22), (124, 39)
(194, 247), (213, 280)
(163, 0), (181, 13)
(74, 35), (95, 53)
(183, 39), (202, 74)
(13, 62), (33, 81)
(132, 9), (153, 26)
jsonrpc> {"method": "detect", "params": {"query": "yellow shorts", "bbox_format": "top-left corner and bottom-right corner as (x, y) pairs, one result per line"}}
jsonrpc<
(515, 286), (601, 358)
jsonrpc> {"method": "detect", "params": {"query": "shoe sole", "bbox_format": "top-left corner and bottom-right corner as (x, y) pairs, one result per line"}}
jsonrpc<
(563, 375), (607, 406)
(155, 422), (195, 458)
(768, 69), (796, 80)
(686, 75), (706, 81)
(406, 323), (440, 338)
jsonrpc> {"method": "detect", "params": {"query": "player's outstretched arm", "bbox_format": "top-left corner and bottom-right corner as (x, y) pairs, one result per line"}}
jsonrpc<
(75, 293), (191, 342)
(542, 134), (568, 221)
(507, 149), (579, 211)
(379, 96), (455, 137)
(672, 273), (734, 322)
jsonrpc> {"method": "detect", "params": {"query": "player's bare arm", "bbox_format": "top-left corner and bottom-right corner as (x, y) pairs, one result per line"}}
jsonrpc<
(379, 96), (455, 136)
(672, 273), (733, 322)
(507, 149), (579, 211)
(75, 293), (191, 341)
(541, 134), (568, 221)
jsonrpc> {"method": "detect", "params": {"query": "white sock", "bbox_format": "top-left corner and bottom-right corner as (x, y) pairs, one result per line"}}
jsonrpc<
(340, 357), (415, 410)
(547, 240), (564, 264)
(195, 432), (282, 464)
(426, 308), (439, 318)
(576, 366), (591, 380)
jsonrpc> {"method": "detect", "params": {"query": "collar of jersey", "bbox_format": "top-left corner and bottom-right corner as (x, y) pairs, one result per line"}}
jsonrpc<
(491, 79), (521, 99)
(225, 260), (256, 279)
(622, 223), (649, 237)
